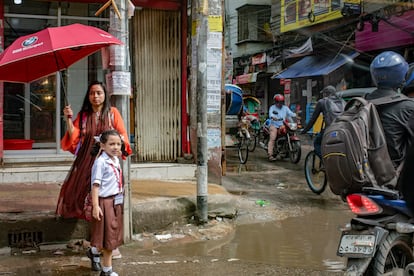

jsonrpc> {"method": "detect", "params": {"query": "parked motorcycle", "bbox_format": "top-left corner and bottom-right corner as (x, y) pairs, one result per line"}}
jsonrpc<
(259, 116), (301, 163)
(338, 186), (414, 275)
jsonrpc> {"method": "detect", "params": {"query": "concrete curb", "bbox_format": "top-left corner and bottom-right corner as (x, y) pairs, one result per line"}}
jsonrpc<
(132, 194), (238, 233)
(0, 180), (235, 248)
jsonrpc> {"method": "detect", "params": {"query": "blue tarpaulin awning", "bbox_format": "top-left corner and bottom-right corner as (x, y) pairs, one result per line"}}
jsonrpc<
(272, 52), (359, 79)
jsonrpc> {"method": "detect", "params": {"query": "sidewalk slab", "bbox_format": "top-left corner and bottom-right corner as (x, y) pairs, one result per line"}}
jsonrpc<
(0, 179), (230, 248)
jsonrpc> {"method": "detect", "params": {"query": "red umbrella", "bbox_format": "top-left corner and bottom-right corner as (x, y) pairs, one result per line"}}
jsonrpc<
(0, 23), (122, 83)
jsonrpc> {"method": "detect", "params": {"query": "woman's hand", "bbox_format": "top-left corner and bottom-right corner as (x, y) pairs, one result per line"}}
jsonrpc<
(63, 105), (73, 119)
(63, 105), (74, 135)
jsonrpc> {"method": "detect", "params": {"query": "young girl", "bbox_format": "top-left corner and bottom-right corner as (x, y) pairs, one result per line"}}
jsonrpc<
(88, 129), (124, 276)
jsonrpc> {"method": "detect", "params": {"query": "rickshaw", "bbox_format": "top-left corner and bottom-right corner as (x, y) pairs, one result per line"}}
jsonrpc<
(224, 84), (252, 164)
(242, 95), (261, 152)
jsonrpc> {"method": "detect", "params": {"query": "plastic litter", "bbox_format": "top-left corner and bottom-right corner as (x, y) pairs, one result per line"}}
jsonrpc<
(255, 200), (269, 207)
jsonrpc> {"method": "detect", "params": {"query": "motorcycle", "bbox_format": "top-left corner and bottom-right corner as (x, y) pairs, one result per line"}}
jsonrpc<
(338, 186), (414, 275)
(259, 116), (301, 164)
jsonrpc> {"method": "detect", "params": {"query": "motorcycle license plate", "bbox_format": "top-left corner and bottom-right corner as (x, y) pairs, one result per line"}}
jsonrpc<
(337, 233), (377, 257)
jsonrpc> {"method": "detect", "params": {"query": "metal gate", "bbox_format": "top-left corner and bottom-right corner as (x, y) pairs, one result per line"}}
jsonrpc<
(132, 9), (181, 162)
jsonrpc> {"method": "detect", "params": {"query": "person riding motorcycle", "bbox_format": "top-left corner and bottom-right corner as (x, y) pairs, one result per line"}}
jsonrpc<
(366, 51), (414, 170)
(267, 94), (296, 161)
(301, 85), (345, 158)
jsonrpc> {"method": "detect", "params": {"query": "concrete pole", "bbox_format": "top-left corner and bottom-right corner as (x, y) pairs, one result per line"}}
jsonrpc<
(195, 0), (209, 224)
(111, 0), (132, 242)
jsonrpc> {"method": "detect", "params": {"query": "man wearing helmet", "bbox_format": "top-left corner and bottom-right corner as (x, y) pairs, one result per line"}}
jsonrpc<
(267, 93), (297, 161)
(366, 51), (414, 170)
(301, 85), (345, 158)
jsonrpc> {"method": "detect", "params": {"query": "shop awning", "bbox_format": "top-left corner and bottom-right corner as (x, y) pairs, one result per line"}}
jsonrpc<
(52, 0), (182, 10)
(272, 52), (359, 79)
(355, 10), (414, 52)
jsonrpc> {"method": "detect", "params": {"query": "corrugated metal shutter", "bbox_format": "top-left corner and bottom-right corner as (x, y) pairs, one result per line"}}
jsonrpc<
(132, 9), (181, 162)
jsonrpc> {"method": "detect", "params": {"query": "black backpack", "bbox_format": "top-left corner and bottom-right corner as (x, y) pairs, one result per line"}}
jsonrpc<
(321, 97), (399, 197)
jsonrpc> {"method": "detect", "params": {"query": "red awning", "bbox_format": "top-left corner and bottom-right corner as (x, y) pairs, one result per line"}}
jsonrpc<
(55, 0), (182, 10)
(130, 0), (182, 10)
(355, 10), (414, 52)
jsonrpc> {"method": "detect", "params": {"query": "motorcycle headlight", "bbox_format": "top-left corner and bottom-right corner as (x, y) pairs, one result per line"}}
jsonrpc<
(288, 123), (297, 130)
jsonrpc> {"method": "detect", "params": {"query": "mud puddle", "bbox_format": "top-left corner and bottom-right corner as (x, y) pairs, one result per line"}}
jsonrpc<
(146, 208), (353, 272)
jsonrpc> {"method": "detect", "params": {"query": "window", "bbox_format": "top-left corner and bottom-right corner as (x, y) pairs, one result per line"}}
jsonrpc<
(3, 0), (108, 151)
(237, 5), (271, 43)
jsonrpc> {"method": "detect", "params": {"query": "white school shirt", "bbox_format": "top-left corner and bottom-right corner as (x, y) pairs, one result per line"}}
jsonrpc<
(91, 152), (122, 198)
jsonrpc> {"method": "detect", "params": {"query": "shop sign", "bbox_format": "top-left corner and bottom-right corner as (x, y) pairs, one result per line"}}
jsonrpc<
(281, 0), (360, 33)
(235, 72), (259, 84)
(283, 79), (291, 94)
(252, 53), (266, 65)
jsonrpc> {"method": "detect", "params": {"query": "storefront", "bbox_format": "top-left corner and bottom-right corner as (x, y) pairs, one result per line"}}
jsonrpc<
(1, 0), (188, 163)
(2, 1), (109, 160)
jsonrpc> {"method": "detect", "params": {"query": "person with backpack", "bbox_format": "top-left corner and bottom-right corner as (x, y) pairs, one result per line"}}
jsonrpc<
(267, 93), (297, 161)
(321, 51), (414, 197)
(301, 85), (345, 158)
(366, 51), (414, 170)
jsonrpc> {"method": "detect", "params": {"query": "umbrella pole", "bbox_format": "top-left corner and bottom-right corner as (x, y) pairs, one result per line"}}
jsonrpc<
(58, 71), (69, 106)
(58, 71), (72, 118)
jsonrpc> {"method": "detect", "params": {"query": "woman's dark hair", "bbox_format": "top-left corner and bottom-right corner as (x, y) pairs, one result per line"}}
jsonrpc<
(78, 81), (112, 138)
(90, 129), (129, 157)
(80, 81), (111, 114)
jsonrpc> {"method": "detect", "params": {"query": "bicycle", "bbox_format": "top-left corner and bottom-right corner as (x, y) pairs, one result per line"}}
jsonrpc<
(225, 115), (250, 164)
(247, 118), (260, 152)
(304, 134), (327, 194)
(237, 117), (251, 164)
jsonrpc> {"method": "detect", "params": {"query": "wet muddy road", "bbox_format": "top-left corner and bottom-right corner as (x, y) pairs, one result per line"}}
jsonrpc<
(0, 144), (353, 275)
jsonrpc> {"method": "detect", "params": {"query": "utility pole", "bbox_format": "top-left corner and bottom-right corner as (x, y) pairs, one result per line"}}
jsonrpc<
(109, 0), (132, 242)
(195, 0), (209, 224)
(193, 0), (223, 224)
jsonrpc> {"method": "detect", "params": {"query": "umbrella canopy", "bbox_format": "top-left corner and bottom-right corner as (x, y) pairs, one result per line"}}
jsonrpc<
(0, 23), (122, 83)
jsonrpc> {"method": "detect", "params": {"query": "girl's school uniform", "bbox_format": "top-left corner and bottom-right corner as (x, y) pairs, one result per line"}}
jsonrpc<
(90, 152), (123, 251)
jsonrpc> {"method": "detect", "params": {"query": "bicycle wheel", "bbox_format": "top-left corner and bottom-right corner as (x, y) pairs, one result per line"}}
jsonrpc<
(238, 137), (249, 164)
(289, 140), (302, 164)
(304, 150), (327, 194)
(247, 129), (258, 152)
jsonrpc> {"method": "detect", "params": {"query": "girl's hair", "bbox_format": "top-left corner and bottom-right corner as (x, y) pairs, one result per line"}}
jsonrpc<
(90, 129), (129, 157)
(100, 129), (121, 143)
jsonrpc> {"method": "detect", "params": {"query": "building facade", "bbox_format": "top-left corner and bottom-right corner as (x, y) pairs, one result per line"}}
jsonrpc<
(225, 0), (414, 126)
(0, 0), (190, 165)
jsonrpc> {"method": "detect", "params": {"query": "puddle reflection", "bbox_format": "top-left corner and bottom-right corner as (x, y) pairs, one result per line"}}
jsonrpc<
(152, 208), (353, 272)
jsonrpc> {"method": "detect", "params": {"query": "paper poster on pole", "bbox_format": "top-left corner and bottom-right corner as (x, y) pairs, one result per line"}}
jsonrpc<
(107, 71), (131, 96)
(207, 32), (222, 49)
(110, 45), (126, 67)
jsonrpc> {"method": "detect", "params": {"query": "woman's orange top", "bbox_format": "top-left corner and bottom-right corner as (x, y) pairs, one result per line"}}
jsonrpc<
(61, 107), (132, 158)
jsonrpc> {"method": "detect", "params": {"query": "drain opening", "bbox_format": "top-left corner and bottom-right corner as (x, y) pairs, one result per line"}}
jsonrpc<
(8, 231), (43, 248)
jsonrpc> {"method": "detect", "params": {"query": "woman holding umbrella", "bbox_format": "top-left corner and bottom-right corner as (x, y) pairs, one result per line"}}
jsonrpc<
(56, 81), (132, 273)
